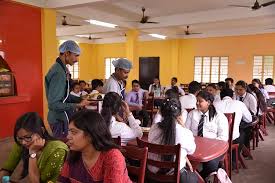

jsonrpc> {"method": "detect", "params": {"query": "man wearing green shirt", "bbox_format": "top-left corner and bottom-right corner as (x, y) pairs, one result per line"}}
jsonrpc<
(45, 40), (90, 138)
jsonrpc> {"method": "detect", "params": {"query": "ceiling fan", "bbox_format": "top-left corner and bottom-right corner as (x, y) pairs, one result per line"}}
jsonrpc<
(128, 7), (159, 24)
(62, 16), (81, 26)
(178, 26), (202, 36)
(229, 0), (275, 10)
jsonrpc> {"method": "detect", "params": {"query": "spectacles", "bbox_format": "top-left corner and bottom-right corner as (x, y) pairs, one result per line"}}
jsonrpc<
(16, 134), (33, 143)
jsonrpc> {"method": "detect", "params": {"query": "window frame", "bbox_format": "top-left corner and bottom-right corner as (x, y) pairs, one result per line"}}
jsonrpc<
(252, 55), (274, 82)
(193, 56), (229, 83)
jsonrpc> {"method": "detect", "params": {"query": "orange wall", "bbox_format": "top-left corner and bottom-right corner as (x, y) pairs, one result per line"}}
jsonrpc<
(180, 33), (275, 83)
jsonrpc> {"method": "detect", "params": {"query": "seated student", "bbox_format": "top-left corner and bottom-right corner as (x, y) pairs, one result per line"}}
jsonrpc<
(252, 78), (269, 101)
(125, 80), (150, 127)
(148, 76), (164, 97)
(79, 80), (89, 95)
(148, 98), (197, 183)
(185, 91), (228, 179)
(70, 82), (82, 99)
(234, 80), (257, 116)
(180, 81), (201, 110)
(165, 77), (185, 96)
(217, 81), (226, 91)
(101, 92), (143, 145)
(264, 78), (275, 92)
(225, 77), (234, 90)
(90, 79), (104, 99)
(0, 112), (68, 183)
(154, 89), (188, 124)
(214, 88), (252, 140)
(58, 110), (132, 183)
(248, 84), (267, 116)
(206, 83), (221, 103)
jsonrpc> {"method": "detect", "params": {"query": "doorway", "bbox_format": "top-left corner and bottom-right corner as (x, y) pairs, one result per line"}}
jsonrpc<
(139, 57), (160, 90)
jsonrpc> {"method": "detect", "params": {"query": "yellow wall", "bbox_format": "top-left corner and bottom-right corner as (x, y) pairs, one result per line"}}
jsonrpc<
(41, 9), (57, 128)
(77, 33), (275, 86)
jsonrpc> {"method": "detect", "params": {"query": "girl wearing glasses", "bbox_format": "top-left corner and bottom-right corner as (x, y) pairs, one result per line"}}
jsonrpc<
(0, 112), (68, 183)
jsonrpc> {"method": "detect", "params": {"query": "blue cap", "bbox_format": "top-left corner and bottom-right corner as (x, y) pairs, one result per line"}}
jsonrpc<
(112, 58), (133, 70)
(59, 40), (81, 55)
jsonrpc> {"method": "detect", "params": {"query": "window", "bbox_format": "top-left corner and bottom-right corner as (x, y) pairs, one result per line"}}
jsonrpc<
(105, 57), (124, 79)
(194, 56), (228, 83)
(67, 62), (79, 79)
(253, 56), (274, 82)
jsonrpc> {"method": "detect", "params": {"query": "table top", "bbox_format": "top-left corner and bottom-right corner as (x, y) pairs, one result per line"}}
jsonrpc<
(127, 135), (228, 163)
(188, 137), (228, 162)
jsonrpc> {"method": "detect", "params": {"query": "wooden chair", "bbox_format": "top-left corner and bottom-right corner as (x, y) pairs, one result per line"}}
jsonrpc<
(112, 136), (121, 146)
(137, 138), (181, 183)
(143, 95), (158, 124)
(121, 146), (148, 183)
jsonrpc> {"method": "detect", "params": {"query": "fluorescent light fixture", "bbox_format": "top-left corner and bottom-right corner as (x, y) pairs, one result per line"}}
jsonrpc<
(75, 35), (89, 38)
(148, 34), (166, 39)
(86, 19), (117, 28)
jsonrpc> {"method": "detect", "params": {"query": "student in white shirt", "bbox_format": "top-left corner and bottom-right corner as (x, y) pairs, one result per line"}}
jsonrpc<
(248, 84), (267, 116)
(149, 98), (197, 183)
(154, 89), (188, 124)
(70, 82), (81, 97)
(225, 77), (234, 91)
(206, 83), (221, 103)
(214, 88), (252, 141)
(101, 92), (143, 145)
(148, 76), (164, 97)
(79, 80), (88, 96)
(90, 79), (104, 99)
(180, 81), (201, 110)
(165, 77), (185, 96)
(234, 80), (257, 116)
(186, 90), (228, 179)
(264, 78), (275, 92)
(252, 78), (269, 101)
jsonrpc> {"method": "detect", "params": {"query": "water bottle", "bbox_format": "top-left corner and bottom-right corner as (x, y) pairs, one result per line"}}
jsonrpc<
(2, 176), (10, 183)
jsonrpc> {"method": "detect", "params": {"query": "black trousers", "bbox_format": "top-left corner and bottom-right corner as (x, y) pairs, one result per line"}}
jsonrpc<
(200, 155), (223, 179)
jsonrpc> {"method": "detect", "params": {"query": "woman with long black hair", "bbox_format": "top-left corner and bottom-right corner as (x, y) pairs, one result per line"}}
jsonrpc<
(0, 112), (68, 183)
(148, 98), (196, 182)
(186, 90), (228, 180)
(58, 110), (132, 183)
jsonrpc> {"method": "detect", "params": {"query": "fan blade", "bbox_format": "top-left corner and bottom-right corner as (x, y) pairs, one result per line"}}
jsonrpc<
(261, 0), (275, 7)
(190, 32), (202, 35)
(146, 21), (159, 24)
(66, 24), (81, 26)
(228, 5), (251, 8)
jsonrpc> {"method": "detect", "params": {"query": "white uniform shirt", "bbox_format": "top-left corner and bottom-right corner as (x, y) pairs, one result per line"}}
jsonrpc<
(264, 85), (275, 92)
(148, 123), (196, 172)
(103, 75), (124, 97)
(165, 85), (185, 96)
(110, 115), (143, 145)
(234, 92), (257, 115)
(153, 109), (188, 124)
(179, 93), (197, 110)
(186, 109), (229, 141)
(214, 97), (252, 140)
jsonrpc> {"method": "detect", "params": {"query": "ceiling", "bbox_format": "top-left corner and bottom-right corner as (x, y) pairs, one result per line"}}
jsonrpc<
(16, 0), (275, 43)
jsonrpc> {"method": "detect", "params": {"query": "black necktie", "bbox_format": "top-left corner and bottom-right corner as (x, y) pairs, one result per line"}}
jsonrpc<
(135, 92), (139, 103)
(198, 114), (206, 137)
(239, 96), (243, 102)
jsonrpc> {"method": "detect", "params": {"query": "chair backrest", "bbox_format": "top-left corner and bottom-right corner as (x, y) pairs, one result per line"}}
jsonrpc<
(224, 113), (235, 146)
(112, 136), (121, 146)
(121, 146), (148, 183)
(186, 108), (194, 113)
(136, 138), (181, 183)
(268, 92), (275, 99)
(144, 96), (155, 111)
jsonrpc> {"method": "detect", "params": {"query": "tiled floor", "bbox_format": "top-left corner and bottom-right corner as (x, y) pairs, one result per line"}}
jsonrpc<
(1, 124), (275, 182)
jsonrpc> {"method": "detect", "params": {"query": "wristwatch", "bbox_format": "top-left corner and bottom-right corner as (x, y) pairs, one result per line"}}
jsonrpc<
(29, 152), (37, 159)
